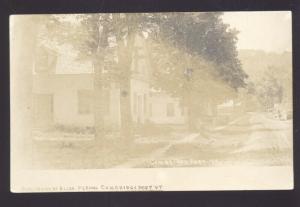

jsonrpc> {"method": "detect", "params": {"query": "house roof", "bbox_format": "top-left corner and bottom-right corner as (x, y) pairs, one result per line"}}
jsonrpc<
(50, 44), (95, 74)
(55, 54), (94, 74)
(54, 33), (148, 74)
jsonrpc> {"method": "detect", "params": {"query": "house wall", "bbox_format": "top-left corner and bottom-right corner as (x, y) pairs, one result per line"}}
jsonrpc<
(106, 83), (121, 129)
(32, 34), (188, 130)
(149, 93), (186, 125)
(32, 74), (120, 128)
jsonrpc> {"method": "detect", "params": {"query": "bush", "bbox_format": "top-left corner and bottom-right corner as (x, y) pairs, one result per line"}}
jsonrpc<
(53, 124), (95, 134)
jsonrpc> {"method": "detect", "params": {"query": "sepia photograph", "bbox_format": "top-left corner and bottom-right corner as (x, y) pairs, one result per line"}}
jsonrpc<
(10, 11), (293, 192)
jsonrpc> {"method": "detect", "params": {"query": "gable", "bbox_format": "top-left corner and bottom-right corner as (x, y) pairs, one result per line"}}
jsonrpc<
(55, 54), (94, 74)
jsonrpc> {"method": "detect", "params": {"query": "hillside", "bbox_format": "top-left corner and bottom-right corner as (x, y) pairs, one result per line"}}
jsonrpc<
(238, 49), (292, 82)
(238, 49), (292, 111)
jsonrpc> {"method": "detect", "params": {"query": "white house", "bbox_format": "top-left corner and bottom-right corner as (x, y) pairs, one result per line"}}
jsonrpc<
(148, 91), (186, 125)
(32, 34), (187, 130)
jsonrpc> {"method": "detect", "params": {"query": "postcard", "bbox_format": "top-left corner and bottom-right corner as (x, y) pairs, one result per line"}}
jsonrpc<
(10, 11), (293, 192)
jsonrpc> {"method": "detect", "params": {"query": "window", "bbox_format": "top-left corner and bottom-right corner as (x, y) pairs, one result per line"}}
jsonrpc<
(138, 96), (142, 117)
(133, 47), (147, 74)
(181, 106), (185, 116)
(103, 90), (110, 115)
(78, 90), (93, 114)
(166, 103), (175, 117)
(144, 94), (147, 115)
(35, 46), (56, 74)
(133, 93), (137, 114)
(33, 94), (53, 127)
(149, 103), (152, 117)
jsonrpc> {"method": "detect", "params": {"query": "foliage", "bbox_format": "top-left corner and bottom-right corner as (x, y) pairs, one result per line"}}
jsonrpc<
(150, 12), (248, 89)
(148, 38), (236, 106)
(239, 50), (292, 110)
(256, 66), (285, 109)
(37, 13), (247, 90)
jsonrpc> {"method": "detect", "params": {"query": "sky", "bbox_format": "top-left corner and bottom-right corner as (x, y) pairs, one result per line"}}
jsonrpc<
(12, 12), (291, 54)
(222, 11), (292, 53)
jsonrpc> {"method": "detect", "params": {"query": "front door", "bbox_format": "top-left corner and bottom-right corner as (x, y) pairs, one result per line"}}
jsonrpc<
(33, 94), (53, 128)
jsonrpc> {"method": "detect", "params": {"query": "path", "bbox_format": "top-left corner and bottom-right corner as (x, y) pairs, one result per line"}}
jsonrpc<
(114, 133), (200, 168)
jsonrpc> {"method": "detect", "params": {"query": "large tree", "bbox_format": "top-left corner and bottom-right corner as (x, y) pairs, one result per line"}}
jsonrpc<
(147, 12), (246, 130)
(150, 12), (247, 89)
(41, 14), (153, 142)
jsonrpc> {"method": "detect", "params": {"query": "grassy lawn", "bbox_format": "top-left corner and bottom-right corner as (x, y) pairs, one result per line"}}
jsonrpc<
(31, 138), (163, 169)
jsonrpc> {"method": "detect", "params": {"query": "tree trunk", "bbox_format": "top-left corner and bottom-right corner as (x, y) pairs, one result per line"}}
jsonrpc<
(93, 16), (109, 145)
(93, 57), (105, 144)
(118, 34), (134, 141)
(187, 90), (194, 131)
(119, 72), (132, 140)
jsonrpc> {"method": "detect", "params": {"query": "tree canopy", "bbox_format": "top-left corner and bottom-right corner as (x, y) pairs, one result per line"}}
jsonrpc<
(39, 12), (247, 91)
(149, 12), (247, 89)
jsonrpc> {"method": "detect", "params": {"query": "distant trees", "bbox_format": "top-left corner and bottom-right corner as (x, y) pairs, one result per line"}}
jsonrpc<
(239, 50), (292, 112)
(256, 66), (285, 110)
